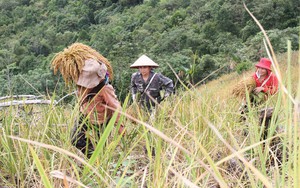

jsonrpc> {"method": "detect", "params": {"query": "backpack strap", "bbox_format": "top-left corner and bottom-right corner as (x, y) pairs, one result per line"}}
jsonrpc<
(261, 73), (272, 87)
(144, 73), (157, 93)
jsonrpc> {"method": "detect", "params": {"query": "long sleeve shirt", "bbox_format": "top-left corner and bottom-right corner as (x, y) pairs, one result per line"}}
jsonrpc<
(78, 84), (122, 125)
(252, 72), (279, 95)
(131, 70), (174, 110)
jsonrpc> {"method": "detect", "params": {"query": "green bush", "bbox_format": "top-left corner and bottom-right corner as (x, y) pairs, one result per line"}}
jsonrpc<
(236, 61), (253, 74)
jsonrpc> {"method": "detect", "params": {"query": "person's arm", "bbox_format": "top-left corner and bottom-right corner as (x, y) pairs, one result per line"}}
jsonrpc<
(254, 74), (279, 95)
(131, 73), (138, 101)
(253, 86), (265, 94)
(159, 74), (174, 98)
(101, 85), (125, 134)
(267, 75), (279, 95)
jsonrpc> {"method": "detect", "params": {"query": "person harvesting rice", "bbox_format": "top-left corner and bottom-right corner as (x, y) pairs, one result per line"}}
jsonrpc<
(51, 43), (125, 158)
(130, 55), (174, 156)
(130, 55), (174, 113)
(252, 58), (278, 96)
(233, 57), (279, 106)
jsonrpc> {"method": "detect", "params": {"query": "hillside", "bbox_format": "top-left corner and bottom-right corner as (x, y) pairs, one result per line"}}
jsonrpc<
(0, 0), (299, 100)
(0, 50), (299, 187)
(199, 51), (299, 101)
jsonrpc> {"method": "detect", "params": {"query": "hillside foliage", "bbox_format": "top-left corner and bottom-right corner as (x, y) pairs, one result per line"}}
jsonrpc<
(0, 0), (299, 100)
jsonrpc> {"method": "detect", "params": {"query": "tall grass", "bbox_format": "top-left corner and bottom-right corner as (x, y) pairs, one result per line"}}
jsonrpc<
(0, 11), (299, 188)
(0, 49), (299, 187)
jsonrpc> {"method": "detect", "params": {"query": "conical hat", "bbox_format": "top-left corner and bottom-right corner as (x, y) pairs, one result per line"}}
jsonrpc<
(130, 55), (159, 68)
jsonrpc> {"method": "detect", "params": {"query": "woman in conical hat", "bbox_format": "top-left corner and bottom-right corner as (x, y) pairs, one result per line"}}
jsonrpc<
(51, 43), (125, 157)
(130, 54), (174, 112)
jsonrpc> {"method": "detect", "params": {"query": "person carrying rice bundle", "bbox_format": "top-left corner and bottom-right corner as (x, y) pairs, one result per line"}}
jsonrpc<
(51, 43), (125, 158)
(233, 58), (279, 123)
(233, 57), (279, 106)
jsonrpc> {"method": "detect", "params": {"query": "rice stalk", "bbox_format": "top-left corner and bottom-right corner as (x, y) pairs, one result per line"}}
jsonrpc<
(50, 43), (114, 87)
(232, 76), (256, 99)
(29, 145), (53, 188)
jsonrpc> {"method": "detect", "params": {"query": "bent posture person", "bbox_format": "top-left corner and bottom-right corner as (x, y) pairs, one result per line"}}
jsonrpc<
(51, 43), (124, 157)
(130, 55), (174, 112)
(252, 58), (278, 98)
(248, 58), (279, 138)
(233, 57), (279, 106)
(233, 57), (279, 124)
(247, 57), (279, 106)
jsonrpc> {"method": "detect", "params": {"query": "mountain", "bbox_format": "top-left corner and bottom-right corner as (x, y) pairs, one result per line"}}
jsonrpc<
(0, 0), (299, 100)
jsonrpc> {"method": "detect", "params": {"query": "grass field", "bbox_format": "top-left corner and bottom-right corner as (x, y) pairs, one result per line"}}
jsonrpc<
(0, 48), (299, 188)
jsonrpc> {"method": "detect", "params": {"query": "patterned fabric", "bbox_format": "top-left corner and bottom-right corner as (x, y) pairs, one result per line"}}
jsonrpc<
(131, 70), (174, 111)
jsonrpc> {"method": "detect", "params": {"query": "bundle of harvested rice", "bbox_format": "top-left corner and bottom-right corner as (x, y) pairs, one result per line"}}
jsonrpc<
(50, 43), (114, 87)
(232, 76), (256, 98)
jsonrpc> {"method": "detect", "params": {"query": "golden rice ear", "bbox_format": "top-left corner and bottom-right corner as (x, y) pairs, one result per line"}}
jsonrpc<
(232, 76), (256, 98)
(50, 51), (83, 86)
(69, 43), (114, 80)
(50, 43), (114, 86)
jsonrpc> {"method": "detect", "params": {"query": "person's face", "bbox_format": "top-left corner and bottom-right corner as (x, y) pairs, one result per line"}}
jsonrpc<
(257, 67), (268, 77)
(138, 66), (151, 76)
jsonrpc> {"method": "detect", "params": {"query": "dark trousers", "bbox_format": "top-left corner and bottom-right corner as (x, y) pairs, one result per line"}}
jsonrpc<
(71, 114), (101, 158)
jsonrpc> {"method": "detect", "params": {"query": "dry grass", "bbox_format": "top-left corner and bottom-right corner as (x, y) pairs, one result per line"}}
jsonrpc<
(0, 51), (299, 187)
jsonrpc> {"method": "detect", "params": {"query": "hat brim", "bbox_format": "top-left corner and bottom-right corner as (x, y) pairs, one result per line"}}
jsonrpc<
(76, 59), (107, 88)
(130, 55), (159, 68)
(130, 64), (159, 68)
(77, 71), (103, 89)
(255, 64), (271, 71)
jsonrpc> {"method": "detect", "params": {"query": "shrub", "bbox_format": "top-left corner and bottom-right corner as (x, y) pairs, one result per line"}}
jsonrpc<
(236, 61), (252, 74)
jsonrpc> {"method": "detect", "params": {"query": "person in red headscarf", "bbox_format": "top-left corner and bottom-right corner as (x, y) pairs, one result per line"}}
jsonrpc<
(247, 57), (279, 106)
(245, 58), (279, 136)
(252, 58), (279, 96)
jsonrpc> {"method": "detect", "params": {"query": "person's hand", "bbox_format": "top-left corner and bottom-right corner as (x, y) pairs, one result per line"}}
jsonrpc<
(118, 125), (125, 136)
(164, 92), (170, 98)
(162, 92), (171, 101)
(132, 94), (136, 101)
(253, 86), (264, 94)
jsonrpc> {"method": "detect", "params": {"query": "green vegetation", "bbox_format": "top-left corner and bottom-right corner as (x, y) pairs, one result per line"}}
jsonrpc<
(0, 0), (300, 187)
(0, 0), (299, 100)
(0, 50), (299, 187)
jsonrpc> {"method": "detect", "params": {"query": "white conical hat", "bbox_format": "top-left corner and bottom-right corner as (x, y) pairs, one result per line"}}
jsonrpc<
(130, 55), (159, 68)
